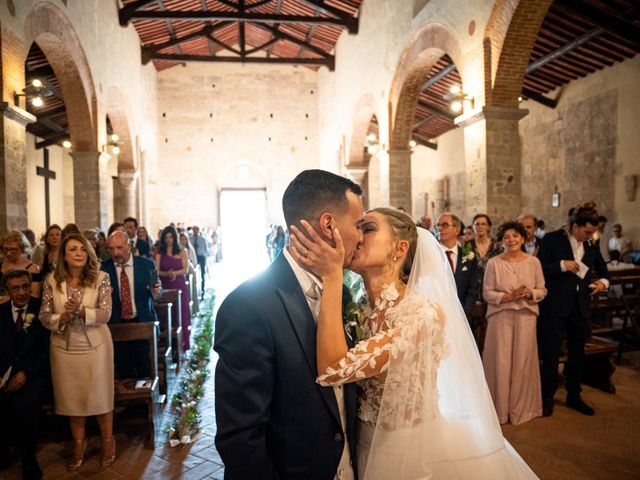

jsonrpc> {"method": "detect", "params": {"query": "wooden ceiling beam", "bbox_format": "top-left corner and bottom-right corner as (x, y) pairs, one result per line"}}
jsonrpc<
(246, 0), (273, 11)
(254, 22), (333, 60)
(420, 63), (456, 91)
(411, 134), (438, 150)
(35, 131), (70, 150)
(35, 105), (66, 120)
(141, 22), (233, 62)
(119, 0), (158, 26)
(553, 0), (640, 48)
(417, 100), (457, 120)
(147, 52), (333, 68)
(245, 37), (278, 54)
(298, 0), (359, 33)
(122, 11), (357, 31)
(521, 87), (557, 108)
(412, 114), (436, 132)
(526, 27), (604, 74)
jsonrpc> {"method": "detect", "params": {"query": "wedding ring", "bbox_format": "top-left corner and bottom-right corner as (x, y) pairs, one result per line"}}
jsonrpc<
(303, 249), (309, 258)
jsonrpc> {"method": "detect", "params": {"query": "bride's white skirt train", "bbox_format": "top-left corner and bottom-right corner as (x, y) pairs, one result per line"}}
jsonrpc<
(357, 419), (539, 480)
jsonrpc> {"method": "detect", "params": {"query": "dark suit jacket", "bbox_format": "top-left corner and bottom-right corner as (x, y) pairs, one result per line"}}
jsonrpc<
(0, 298), (49, 385)
(135, 238), (151, 258)
(452, 245), (479, 317)
(101, 256), (158, 323)
(214, 254), (358, 480)
(538, 229), (609, 318)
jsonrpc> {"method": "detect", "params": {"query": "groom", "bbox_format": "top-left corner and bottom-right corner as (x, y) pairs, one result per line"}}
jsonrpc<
(215, 170), (364, 479)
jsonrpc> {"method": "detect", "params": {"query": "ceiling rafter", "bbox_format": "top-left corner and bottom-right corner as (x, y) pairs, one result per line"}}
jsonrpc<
(146, 52), (332, 68)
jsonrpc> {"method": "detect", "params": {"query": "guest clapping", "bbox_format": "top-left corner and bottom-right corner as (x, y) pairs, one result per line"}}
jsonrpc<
(482, 222), (547, 425)
(39, 233), (115, 470)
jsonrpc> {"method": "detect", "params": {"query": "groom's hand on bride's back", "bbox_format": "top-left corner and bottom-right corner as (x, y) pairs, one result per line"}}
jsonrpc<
(289, 220), (344, 279)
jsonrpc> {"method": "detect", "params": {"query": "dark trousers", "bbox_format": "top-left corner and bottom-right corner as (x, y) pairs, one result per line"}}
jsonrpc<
(197, 255), (207, 293)
(0, 377), (45, 465)
(539, 295), (587, 406)
(114, 339), (151, 378)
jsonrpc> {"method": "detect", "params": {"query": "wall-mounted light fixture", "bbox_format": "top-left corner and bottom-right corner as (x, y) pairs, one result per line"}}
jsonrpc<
(13, 79), (52, 109)
(106, 133), (123, 155)
(443, 85), (474, 114)
(62, 140), (72, 149)
(365, 133), (381, 155)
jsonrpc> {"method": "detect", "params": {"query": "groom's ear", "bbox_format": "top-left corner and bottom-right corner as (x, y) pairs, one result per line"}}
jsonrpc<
(318, 213), (335, 242)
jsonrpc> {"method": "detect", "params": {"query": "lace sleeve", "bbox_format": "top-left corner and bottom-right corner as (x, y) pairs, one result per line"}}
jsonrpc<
(316, 328), (396, 386)
(39, 278), (62, 332)
(84, 274), (113, 326)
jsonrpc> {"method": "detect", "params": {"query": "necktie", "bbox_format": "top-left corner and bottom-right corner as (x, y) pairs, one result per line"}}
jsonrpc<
(446, 250), (455, 273)
(15, 309), (24, 333)
(120, 265), (134, 320)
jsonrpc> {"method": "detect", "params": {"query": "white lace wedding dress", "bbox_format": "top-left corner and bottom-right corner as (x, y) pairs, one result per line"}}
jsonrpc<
(318, 229), (539, 480)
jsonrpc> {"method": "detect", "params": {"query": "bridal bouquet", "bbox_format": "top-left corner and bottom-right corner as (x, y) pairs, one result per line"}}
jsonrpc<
(343, 271), (367, 342)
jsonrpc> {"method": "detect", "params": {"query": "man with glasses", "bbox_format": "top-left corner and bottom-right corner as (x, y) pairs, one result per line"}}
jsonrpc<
(0, 270), (49, 480)
(436, 212), (479, 319)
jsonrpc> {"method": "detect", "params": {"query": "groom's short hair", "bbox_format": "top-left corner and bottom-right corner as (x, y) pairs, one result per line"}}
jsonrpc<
(283, 170), (362, 228)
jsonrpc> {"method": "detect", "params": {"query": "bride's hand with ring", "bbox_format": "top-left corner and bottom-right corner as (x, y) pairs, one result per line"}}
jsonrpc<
(289, 220), (344, 281)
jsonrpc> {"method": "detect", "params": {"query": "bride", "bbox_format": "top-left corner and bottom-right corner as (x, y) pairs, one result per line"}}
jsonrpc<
(289, 207), (539, 479)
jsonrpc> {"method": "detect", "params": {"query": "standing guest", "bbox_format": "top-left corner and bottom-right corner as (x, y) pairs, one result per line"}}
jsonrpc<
(518, 214), (539, 256)
(272, 226), (286, 259)
(61, 223), (81, 239)
(469, 214), (501, 271)
(21, 229), (38, 260)
(190, 226), (210, 297)
(265, 224), (276, 261)
(595, 216), (609, 262)
(0, 231), (41, 302)
(124, 217), (151, 258)
(608, 223), (633, 259)
(96, 231), (111, 262)
(535, 220), (546, 241)
(39, 233), (115, 470)
(417, 214), (433, 232)
(83, 229), (99, 252)
(0, 270), (49, 480)
(463, 225), (475, 243)
(156, 226), (191, 350)
(108, 222), (126, 236)
(538, 204), (609, 417)
(179, 232), (200, 314)
(136, 226), (154, 258)
(102, 231), (161, 378)
(38, 224), (62, 282)
(482, 222), (547, 425)
(436, 213), (478, 318)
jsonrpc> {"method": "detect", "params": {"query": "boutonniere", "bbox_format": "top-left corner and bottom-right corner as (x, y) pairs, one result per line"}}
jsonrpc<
(461, 243), (475, 262)
(462, 266), (468, 272)
(23, 313), (35, 332)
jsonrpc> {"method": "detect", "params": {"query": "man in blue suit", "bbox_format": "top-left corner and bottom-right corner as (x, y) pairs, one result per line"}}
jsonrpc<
(215, 170), (364, 480)
(101, 231), (162, 378)
(124, 216), (151, 258)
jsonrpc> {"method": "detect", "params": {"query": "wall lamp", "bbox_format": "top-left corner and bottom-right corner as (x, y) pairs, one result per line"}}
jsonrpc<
(444, 85), (474, 114)
(106, 133), (122, 154)
(13, 79), (52, 109)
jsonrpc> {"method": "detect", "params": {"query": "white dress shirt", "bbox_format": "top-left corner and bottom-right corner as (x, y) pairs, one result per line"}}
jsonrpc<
(561, 235), (609, 289)
(115, 254), (137, 318)
(283, 248), (354, 480)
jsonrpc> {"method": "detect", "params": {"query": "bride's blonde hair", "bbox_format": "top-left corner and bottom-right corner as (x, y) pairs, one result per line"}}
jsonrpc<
(370, 207), (418, 283)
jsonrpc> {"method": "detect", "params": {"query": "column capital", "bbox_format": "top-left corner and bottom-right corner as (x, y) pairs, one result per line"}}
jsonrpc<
(457, 106), (529, 128)
(117, 169), (139, 189)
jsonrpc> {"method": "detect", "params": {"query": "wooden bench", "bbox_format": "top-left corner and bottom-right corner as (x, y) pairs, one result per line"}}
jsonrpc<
(157, 289), (184, 366)
(109, 322), (161, 448)
(153, 302), (174, 396)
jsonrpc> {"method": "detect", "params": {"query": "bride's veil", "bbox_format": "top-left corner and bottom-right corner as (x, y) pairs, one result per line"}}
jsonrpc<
(363, 228), (532, 479)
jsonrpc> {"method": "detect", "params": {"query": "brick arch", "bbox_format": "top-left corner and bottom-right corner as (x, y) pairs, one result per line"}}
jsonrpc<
(23, 2), (97, 151)
(106, 85), (136, 171)
(484, 0), (553, 108)
(389, 22), (464, 150)
(348, 92), (380, 167)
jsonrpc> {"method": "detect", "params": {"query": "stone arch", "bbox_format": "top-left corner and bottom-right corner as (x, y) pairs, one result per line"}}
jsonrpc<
(484, 0), (553, 108)
(106, 85), (136, 170)
(387, 22), (464, 212)
(23, 2), (97, 151)
(348, 93), (380, 167)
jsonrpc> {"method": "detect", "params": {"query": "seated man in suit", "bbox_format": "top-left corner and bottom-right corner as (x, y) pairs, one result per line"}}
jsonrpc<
(101, 231), (162, 378)
(124, 216), (151, 258)
(0, 270), (49, 480)
(436, 212), (479, 319)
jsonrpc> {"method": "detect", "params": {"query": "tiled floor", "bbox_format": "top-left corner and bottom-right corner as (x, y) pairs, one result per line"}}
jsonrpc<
(1, 262), (639, 479)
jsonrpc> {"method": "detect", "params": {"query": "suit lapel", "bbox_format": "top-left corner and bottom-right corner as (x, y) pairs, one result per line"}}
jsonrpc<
(1, 304), (16, 356)
(273, 256), (341, 426)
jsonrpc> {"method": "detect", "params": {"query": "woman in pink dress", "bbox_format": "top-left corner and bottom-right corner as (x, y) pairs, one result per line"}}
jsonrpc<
(155, 226), (191, 350)
(482, 221), (547, 425)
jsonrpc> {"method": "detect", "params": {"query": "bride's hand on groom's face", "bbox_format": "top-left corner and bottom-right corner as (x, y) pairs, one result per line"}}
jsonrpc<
(289, 220), (344, 280)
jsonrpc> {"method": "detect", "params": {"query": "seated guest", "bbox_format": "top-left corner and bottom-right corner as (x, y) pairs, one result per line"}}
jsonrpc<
(39, 234), (115, 470)
(436, 212), (478, 318)
(482, 222), (547, 425)
(518, 214), (538, 256)
(95, 231), (111, 262)
(61, 223), (81, 239)
(101, 231), (162, 378)
(107, 222), (126, 236)
(608, 223), (633, 259)
(607, 250), (636, 297)
(124, 217), (151, 258)
(0, 231), (41, 302)
(38, 224), (62, 282)
(0, 270), (49, 480)
(596, 215), (610, 262)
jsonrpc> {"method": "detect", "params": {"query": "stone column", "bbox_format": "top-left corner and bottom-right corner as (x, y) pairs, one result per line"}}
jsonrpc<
(0, 102), (34, 230)
(388, 149), (412, 213)
(70, 150), (110, 231)
(460, 106), (528, 224)
(114, 168), (139, 222)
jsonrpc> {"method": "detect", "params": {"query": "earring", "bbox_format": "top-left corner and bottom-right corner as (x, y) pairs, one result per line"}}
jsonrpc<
(393, 256), (397, 261)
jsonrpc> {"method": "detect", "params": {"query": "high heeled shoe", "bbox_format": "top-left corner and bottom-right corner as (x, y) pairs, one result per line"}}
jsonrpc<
(101, 437), (116, 467)
(66, 439), (86, 471)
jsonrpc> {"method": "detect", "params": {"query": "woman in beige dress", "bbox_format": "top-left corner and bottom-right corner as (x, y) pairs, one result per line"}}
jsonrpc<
(482, 221), (547, 425)
(39, 233), (115, 470)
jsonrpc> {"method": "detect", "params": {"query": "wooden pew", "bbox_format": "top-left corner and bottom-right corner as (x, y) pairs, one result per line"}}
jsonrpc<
(157, 289), (184, 366)
(109, 322), (161, 448)
(153, 302), (174, 396)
